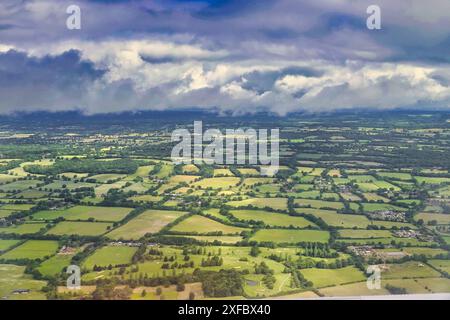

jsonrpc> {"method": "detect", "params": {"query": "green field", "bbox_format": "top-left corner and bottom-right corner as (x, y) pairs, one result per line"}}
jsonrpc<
(0, 240), (59, 260)
(0, 180), (41, 192)
(32, 205), (132, 222)
(192, 177), (240, 189)
(0, 264), (47, 300)
(338, 229), (392, 238)
(83, 246), (138, 270)
(227, 198), (288, 210)
(296, 208), (371, 228)
(294, 199), (344, 210)
(0, 223), (47, 235)
(0, 240), (21, 252)
(381, 261), (442, 279)
(229, 209), (316, 228)
(250, 229), (330, 244)
(37, 254), (74, 277)
(415, 212), (450, 224)
(106, 210), (187, 240)
(428, 260), (450, 274)
(46, 221), (113, 236)
(170, 215), (248, 235)
(300, 267), (366, 288)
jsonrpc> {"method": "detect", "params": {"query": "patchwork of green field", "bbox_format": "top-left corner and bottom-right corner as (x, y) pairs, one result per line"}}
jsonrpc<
(377, 172), (413, 181)
(0, 174), (16, 183)
(381, 261), (442, 279)
(227, 197), (288, 211)
(319, 281), (390, 297)
(236, 168), (259, 176)
(414, 212), (450, 224)
(361, 203), (407, 212)
(294, 199), (344, 210)
(401, 247), (448, 257)
(0, 240), (59, 260)
(255, 184), (281, 194)
(202, 208), (232, 223)
(14, 189), (49, 199)
(125, 165), (155, 180)
(94, 181), (129, 196)
(46, 221), (113, 236)
(58, 172), (89, 179)
(428, 260), (450, 274)
(128, 195), (163, 203)
(170, 215), (248, 235)
(37, 253), (74, 277)
(340, 192), (361, 201)
(0, 239), (21, 252)
(363, 193), (390, 202)
(415, 176), (450, 185)
(250, 229), (330, 244)
(0, 204), (34, 218)
(0, 223), (47, 235)
(229, 209), (316, 228)
(213, 168), (234, 177)
(244, 273), (293, 297)
(337, 229), (393, 239)
(337, 238), (437, 246)
(168, 175), (198, 184)
(88, 173), (126, 183)
(153, 164), (174, 179)
(181, 164), (199, 174)
(169, 235), (243, 244)
(299, 266), (366, 288)
(241, 178), (274, 187)
(122, 181), (155, 193)
(296, 208), (370, 228)
(32, 205), (132, 222)
(83, 246), (138, 270)
(0, 204), (34, 211)
(43, 180), (97, 191)
(0, 264), (47, 300)
(0, 180), (41, 192)
(191, 177), (240, 189)
(106, 210), (188, 240)
(292, 184), (315, 191)
(387, 278), (450, 294)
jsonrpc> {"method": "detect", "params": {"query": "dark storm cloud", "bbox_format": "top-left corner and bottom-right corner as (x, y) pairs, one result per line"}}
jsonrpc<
(0, 49), (106, 112)
(0, 0), (449, 114)
(240, 67), (323, 94)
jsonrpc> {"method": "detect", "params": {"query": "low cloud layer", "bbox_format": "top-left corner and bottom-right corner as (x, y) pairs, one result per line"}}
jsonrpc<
(0, 0), (449, 114)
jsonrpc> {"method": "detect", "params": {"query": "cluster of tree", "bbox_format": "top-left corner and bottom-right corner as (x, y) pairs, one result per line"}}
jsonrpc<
(92, 280), (133, 300)
(385, 284), (407, 295)
(262, 274), (276, 289)
(255, 261), (273, 275)
(201, 256), (223, 267)
(24, 158), (143, 175)
(194, 269), (243, 297)
(300, 243), (339, 258)
(294, 256), (353, 269)
(292, 269), (313, 289)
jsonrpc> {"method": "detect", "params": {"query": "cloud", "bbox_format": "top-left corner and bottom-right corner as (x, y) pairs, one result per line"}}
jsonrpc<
(0, 0), (449, 114)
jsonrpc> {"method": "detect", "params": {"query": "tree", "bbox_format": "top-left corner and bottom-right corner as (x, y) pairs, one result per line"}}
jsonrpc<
(250, 246), (260, 257)
(156, 287), (162, 295)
